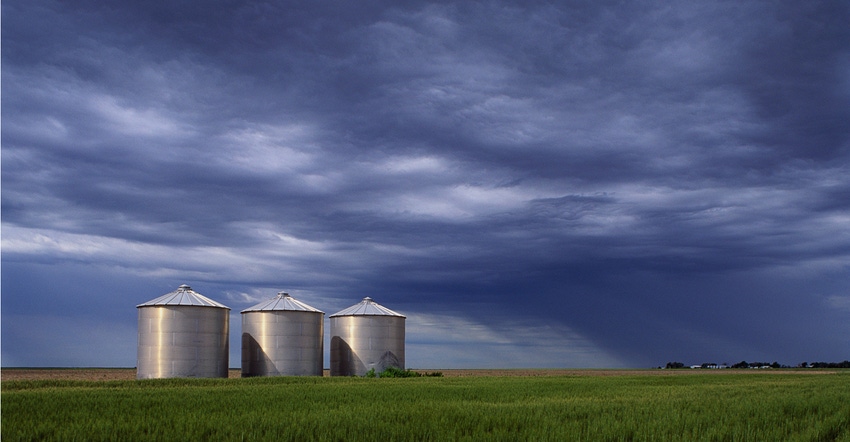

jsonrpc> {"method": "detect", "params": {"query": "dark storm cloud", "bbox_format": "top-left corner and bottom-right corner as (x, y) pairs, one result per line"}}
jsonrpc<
(3, 0), (849, 367)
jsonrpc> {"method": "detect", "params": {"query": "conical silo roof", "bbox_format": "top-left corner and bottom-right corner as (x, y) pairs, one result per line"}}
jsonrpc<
(329, 297), (405, 318)
(241, 292), (323, 313)
(137, 284), (230, 309)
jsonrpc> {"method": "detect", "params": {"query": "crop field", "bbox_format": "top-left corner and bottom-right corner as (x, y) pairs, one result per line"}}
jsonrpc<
(3, 369), (849, 441)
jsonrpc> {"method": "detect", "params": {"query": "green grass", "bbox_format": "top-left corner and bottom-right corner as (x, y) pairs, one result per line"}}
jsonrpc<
(3, 372), (849, 441)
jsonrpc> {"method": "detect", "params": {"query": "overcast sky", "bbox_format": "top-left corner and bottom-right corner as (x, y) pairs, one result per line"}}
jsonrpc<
(3, 0), (849, 369)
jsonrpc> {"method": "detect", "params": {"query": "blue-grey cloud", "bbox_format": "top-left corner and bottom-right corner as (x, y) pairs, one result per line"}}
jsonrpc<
(3, 0), (849, 368)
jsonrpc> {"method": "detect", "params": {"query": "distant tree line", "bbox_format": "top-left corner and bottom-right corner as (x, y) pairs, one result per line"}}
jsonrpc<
(798, 361), (850, 368)
(729, 361), (781, 369)
(663, 360), (850, 369)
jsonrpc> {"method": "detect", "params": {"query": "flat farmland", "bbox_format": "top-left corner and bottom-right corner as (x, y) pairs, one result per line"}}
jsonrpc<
(2, 367), (831, 381)
(3, 368), (848, 441)
(1, 368), (242, 381)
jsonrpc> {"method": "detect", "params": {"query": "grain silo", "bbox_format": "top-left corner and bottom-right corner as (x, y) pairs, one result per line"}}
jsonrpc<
(329, 297), (405, 376)
(136, 284), (230, 379)
(241, 292), (324, 377)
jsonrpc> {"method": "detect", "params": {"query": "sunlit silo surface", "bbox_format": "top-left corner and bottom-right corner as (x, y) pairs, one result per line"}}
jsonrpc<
(136, 284), (230, 379)
(330, 297), (405, 376)
(241, 292), (324, 377)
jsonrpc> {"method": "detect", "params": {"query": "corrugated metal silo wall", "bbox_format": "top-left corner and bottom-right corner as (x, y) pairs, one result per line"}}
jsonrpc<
(137, 306), (230, 379)
(241, 310), (324, 376)
(330, 315), (405, 376)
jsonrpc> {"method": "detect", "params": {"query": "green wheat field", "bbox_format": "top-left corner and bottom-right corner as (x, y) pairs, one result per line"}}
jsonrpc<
(3, 371), (849, 441)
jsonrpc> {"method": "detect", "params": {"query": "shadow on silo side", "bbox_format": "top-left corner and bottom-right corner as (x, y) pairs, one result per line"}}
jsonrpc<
(241, 333), (272, 377)
(330, 336), (365, 376)
(377, 350), (401, 373)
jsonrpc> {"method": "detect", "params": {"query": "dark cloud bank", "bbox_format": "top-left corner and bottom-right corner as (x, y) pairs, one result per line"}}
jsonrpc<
(3, 1), (849, 368)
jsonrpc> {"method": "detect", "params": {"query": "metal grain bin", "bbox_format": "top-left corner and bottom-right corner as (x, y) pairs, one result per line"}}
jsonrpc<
(329, 297), (405, 376)
(136, 284), (230, 379)
(241, 292), (324, 377)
